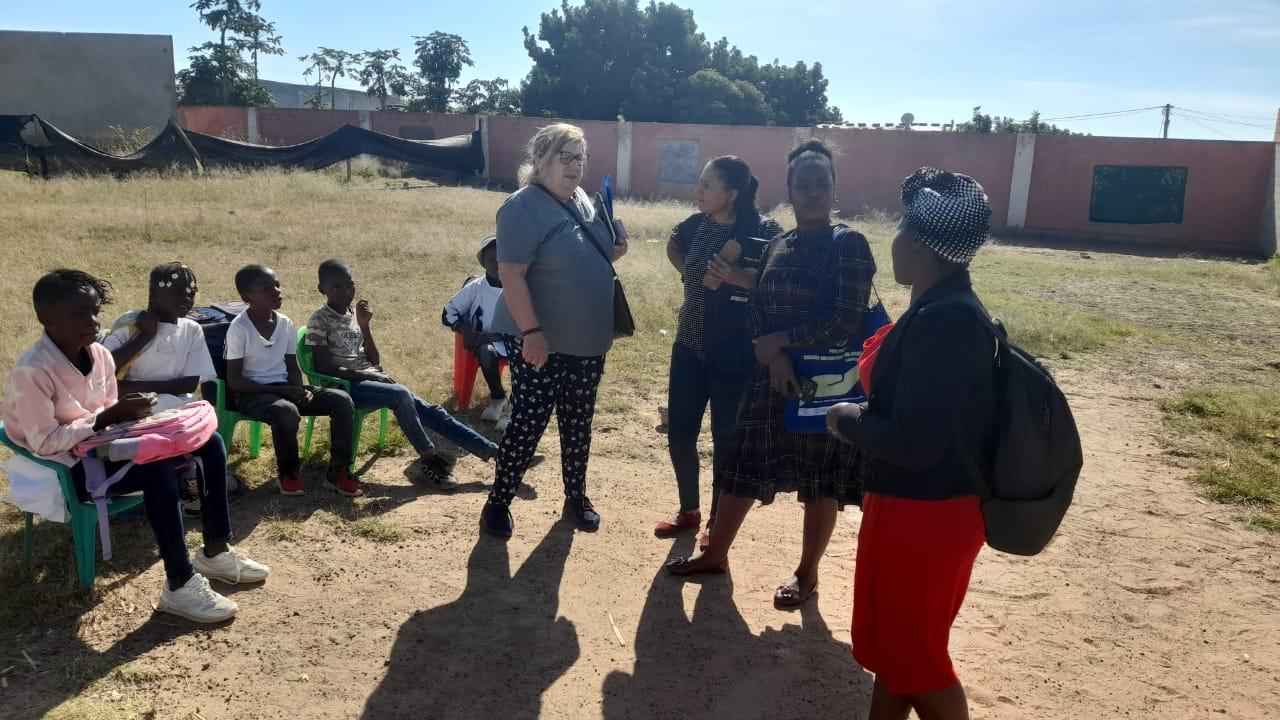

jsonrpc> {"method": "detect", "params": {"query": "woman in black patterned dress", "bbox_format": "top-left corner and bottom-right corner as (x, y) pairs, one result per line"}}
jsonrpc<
(667, 140), (876, 609)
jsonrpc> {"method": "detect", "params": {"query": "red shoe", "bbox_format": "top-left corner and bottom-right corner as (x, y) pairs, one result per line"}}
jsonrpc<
(698, 516), (716, 552)
(325, 472), (364, 497)
(654, 510), (701, 538)
(277, 474), (304, 496)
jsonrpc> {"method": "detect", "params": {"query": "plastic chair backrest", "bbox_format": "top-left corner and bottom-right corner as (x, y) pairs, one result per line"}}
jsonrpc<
(296, 326), (351, 390)
(295, 326), (315, 375)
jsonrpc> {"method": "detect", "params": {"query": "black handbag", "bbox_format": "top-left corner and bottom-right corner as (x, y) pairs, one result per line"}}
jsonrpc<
(535, 185), (635, 338)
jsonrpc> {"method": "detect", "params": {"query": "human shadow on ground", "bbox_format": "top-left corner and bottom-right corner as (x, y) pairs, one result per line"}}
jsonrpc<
(602, 536), (873, 719)
(362, 521), (579, 719)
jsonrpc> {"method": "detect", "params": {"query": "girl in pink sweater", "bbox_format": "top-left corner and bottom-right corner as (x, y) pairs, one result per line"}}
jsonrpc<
(3, 269), (268, 623)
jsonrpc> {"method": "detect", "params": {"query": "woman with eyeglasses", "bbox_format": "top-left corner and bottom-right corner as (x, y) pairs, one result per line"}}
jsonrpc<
(481, 123), (629, 538)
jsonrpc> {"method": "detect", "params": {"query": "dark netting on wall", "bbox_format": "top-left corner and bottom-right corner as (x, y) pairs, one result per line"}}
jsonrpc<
(0, 115), (484, 177)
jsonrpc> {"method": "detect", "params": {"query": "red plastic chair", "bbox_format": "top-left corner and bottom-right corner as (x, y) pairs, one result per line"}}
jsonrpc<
(453, 332), (507, 409)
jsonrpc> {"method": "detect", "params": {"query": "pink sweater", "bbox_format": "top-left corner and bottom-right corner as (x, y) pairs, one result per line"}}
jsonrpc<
(3, 334), (117, 466)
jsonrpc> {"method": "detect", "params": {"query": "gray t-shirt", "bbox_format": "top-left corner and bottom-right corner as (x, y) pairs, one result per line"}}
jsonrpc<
(491, 185), (616, 357)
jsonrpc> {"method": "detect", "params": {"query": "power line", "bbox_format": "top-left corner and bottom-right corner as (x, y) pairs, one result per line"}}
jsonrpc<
(1040, 106), (1164, 122)
(1175, 106), (1274, 123)
(1171, 111), (1238, 140)
(1171, 107), (1272, 129)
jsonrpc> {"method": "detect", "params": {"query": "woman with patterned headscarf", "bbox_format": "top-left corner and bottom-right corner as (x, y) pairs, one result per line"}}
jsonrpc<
(827, 167), (996, 720)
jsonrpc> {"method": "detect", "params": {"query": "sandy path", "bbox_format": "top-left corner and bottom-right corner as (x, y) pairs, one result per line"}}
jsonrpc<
(4, 373), (1278, 719)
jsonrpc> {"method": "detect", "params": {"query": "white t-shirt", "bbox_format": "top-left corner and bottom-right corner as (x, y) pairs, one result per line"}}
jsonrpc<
(224, 311), (296, 385)
(102, 314), (217, 413)
(442, 276), (508, 357)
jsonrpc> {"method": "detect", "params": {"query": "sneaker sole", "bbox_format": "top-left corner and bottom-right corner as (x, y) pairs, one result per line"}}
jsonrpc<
(275, 480), (304, 496)
(193, 566), (269, 585)
(156, 602), (238, 624)
(325, 483), (364, 497)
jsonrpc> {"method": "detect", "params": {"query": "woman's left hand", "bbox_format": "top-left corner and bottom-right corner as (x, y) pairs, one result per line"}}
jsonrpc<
(826, 402), (862, 443)
(611, 218), (629, 261)
(707, 255), (755, 289)
(753, 331), (789, 364)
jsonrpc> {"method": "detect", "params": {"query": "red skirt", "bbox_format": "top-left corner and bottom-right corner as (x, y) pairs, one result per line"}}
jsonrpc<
(852, 492), (985, 695)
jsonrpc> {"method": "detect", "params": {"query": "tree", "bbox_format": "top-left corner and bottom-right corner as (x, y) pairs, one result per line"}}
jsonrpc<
(520, 0), (707, 122)
(176, 45), (274, 107)
(299, 47), (357, 109)
(411, 32), (474, 112)
(356, 49), (411, 110)
(957, 106), (1076, 135)
(234, 14), (284, 83)
(672, 69), (769, 125)
(453, 78), (522, 115)
(191, 1), (258, 103)
(519, 0), (840, 126)
(183, 0), (281, 106)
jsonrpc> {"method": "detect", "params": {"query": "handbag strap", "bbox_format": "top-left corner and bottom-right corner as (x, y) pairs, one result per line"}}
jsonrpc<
(533, 184), (618, 279)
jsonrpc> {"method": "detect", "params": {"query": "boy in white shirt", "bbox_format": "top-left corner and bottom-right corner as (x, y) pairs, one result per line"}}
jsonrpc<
(442, 236), (510, 425)
(225, 265), (359, 497)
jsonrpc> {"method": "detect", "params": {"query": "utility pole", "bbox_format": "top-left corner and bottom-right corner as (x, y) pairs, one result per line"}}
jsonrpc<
(1162, 104), (1171, 139)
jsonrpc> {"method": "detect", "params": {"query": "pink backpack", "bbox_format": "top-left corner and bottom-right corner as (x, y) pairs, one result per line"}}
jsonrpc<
(74, 401), (217, 559)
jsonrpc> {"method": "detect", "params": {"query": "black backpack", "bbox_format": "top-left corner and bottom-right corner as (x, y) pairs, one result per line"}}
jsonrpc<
(933, 294), (1083, 556)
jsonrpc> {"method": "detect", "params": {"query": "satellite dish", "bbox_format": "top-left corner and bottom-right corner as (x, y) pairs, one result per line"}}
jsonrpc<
(900, 112), (915, 126)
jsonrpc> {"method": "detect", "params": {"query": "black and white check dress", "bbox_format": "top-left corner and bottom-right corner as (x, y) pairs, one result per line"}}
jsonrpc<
(718, 225), (877, 508)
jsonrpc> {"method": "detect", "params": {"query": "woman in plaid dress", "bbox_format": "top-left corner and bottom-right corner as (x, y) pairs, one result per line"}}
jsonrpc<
(667, 140), (876, 608)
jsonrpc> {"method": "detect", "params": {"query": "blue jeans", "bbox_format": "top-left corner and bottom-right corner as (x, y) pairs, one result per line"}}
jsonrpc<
(349, 380), (497, 460)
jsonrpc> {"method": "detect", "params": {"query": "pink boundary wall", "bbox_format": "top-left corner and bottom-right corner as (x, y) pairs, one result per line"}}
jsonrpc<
(1025, 136), (1272, 252)
(181, 106), (1278, 255)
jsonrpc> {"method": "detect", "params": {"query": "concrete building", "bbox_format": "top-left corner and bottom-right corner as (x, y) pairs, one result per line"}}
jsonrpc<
(0, 30), (176, 141)
(259, 79), (398, 111)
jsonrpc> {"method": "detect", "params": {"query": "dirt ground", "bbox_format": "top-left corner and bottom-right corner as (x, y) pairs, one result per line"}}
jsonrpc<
(2, 361), (1278, 719)
(0, 173), (1276, 718)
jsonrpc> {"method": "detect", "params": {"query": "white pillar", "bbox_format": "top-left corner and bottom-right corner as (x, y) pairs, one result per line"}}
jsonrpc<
(1260, 142), (1278, 256)
(615, 117), (632, 196)
(1007, 133), (1036, 229)
(246, 106), (260, 144)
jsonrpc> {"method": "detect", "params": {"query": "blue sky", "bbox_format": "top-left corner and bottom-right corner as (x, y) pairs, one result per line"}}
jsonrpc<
(7, 0), (1278, 140)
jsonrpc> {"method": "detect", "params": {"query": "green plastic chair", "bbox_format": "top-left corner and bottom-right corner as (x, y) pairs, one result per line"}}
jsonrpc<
(0, 421), (145, 588)
(295, 327), (389, 472)
(208, 377), (265, 459)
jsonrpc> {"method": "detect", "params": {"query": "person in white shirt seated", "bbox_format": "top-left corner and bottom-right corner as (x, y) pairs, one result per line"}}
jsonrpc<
(442, 235), (510, 426)
(102, 262), (216, 413)
(103, 262), (229, 512)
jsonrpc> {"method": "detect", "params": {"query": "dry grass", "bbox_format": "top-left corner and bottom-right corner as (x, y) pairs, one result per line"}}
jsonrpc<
(1160, 386), (1280, 527)
(0, 167), (1277, 636)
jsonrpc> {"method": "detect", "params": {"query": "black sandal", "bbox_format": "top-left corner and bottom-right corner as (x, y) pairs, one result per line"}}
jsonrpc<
(665, 555), (729, 576)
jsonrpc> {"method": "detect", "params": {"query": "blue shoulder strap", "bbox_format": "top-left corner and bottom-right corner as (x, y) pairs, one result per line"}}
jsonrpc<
(810, 225), (849, 315)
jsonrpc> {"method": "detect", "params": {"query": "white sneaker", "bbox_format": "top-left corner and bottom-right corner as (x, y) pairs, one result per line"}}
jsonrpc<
(157, 573), (239, 623)
(481, 397), (510, 423)
(495, 402), (513, 432)
(193, 544), (271, 584)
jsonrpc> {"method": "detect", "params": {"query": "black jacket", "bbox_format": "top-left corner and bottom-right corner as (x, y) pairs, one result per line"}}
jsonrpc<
(838, 270), (997, 500)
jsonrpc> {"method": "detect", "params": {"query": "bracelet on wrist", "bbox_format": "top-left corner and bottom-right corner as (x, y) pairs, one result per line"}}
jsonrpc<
(521, 326), (543, 338)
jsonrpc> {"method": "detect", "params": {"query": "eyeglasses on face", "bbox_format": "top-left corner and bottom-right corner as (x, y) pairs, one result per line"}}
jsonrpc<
(557, 151), (589, 165)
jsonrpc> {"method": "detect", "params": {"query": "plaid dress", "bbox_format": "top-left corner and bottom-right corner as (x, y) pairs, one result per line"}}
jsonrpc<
(718, 225), (876, 507)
